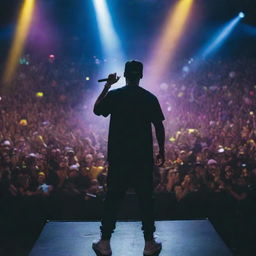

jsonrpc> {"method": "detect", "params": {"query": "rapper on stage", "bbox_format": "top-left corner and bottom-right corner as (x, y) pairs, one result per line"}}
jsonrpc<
(92, 60), (165, 256)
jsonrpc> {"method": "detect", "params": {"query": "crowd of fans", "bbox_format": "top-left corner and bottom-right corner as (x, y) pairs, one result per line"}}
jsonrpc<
(0, 56), (256, 222)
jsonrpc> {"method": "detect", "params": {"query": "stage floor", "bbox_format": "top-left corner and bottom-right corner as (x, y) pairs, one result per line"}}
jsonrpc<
(28, 220), (233, 256)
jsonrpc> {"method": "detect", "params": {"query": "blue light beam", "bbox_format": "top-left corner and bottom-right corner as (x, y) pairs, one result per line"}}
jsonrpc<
(242, 24), (256, 36)
(200, 14), (243, 59)
(92, 0), (124, 77)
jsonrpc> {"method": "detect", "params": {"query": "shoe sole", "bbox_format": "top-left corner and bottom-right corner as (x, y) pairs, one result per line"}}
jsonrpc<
(92, 244), (112, 256)
(143, 247), (162, 256)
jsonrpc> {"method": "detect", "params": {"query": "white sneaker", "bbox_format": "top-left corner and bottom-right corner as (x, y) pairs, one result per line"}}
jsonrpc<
(92, 239), (112, 256)
(143, 239), (162, 256)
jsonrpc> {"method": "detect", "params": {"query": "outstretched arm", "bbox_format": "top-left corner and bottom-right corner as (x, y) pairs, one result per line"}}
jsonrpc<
(153, 120), (165, 166)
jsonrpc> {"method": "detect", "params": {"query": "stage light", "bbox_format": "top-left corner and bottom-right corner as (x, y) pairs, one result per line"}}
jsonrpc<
(86, 77), (90, 81)
(242, 24), (256, 36)
(239, 12), (245, 18)
(92, 0), (124, 79)
(201, 15), (242, 59)
(148, 0), (193, 86)
(3, 0), (35, 84)
(191, 13), (243, 66)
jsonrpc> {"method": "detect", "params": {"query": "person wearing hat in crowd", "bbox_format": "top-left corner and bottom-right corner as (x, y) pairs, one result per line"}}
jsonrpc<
(37, 172), (53, 196)
(92, 60), (165, 256)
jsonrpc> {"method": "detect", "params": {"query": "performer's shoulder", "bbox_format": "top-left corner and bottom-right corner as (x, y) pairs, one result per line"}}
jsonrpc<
(111, 86), (157, 100)
(109, 87), (124, 93)
(138, 87), (158, 100)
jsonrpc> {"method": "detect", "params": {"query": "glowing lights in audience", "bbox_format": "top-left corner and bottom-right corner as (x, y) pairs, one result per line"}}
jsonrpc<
(36, 92), (44, 98)
(19, 119), (28, 126)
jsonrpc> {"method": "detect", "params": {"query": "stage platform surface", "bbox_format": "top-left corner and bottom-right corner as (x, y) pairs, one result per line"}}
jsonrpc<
(28, 220), (233, 256)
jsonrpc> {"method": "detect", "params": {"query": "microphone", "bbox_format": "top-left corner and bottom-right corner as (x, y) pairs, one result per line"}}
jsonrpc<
(98, 78), (109, 82)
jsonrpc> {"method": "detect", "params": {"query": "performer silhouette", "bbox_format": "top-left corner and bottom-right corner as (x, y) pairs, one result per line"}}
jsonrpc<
(92, 60), (165, 256)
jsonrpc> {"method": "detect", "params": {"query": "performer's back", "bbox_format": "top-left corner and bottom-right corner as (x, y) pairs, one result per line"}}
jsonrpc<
(98, 85), (164, 165)
(92, 60), (164, 256)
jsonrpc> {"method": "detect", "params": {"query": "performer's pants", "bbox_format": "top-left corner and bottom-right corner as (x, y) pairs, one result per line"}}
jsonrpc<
(100, 163), (156, 241)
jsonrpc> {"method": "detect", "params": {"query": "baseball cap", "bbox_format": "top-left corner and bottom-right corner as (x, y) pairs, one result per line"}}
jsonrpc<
(124, 60), (143, 79)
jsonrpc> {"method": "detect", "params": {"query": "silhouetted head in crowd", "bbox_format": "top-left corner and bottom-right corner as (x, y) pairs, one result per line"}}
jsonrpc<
(224, 166), (234, 180)
(195, 163), (206, 177)
(37, 172), (46, 185)
(85, 154), (94, 167)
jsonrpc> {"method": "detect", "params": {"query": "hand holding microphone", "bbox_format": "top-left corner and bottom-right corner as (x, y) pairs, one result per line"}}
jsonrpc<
(98, 73), (120, 88)
(95, 73), (120, 105)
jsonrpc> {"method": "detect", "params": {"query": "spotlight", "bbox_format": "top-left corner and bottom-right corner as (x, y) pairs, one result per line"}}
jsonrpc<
(92, 0), (124, 77)
(196, 14), (243, 60)
(238, 12), (245, 18)
(148, 0), (194, 87)
(3, 0), (35, 83)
